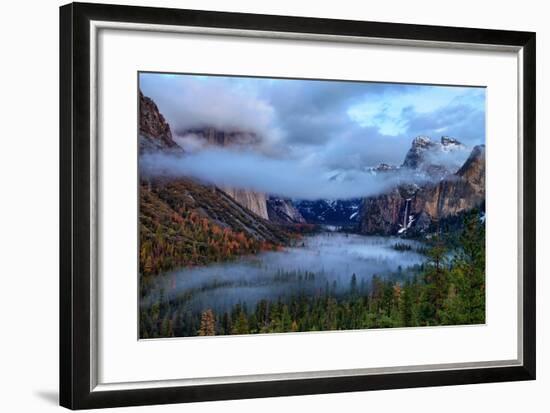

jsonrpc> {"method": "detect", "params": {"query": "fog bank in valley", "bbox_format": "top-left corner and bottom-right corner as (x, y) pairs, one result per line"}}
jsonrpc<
(142, 234), (425, 314)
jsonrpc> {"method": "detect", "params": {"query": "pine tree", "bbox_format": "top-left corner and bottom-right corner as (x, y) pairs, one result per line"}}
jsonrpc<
(198, 309), (216, 336)
(222, 312), (232, 335)
(232, 310), (249, 334)
(350, 273), (358, 297)
(161, 316), (172, 337)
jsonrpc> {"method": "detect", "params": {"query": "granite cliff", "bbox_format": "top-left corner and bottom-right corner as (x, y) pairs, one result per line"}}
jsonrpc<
(139, 91), (181, 153)
(266, 197), (306, 225)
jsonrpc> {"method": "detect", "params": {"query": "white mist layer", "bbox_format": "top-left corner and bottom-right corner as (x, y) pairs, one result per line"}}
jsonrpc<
(142, 234), (425, 314)
(140, 148), (435, 201)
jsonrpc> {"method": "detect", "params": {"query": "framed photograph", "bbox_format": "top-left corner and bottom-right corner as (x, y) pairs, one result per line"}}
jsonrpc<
(60, 2), (536, 409)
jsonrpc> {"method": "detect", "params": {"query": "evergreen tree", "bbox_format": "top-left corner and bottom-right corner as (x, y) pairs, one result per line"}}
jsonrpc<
(350, 273), (358, 297)
(232, 310), (249, 334)
(198, 309), (216, 336)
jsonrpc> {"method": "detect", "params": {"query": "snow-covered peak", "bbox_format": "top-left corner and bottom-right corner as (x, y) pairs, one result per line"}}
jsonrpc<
(403, 135), (467, 177)
(440, 136), (465, 152)
(412, 135), (433, 147)
(441, 136), (462, 147)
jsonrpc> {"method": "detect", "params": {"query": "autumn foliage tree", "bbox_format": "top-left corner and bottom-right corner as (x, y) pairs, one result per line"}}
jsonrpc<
(198, 309), (216, 336)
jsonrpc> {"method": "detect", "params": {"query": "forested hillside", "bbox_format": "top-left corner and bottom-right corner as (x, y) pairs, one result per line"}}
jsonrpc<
(140, 178), (291, 276)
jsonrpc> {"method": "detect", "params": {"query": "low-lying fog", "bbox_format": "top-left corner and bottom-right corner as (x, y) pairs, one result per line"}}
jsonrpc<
(141, 233), (426, 315)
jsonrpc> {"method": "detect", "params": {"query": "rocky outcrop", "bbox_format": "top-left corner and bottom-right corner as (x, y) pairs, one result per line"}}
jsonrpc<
(267, 197), (306, 224)
(402, 135), (466, 179)
(139, 91), (180, 153)
(221, 187), (269, 220)
(180, 127), (260, 148)
(359, 141), (485, 235)
(457, 144), (485, 192)
(360, 186), (414, 235)
(402, 136), (436, 169)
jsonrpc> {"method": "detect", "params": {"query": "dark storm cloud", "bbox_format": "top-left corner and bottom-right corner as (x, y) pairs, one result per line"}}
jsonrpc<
(261, 80), (415, 148)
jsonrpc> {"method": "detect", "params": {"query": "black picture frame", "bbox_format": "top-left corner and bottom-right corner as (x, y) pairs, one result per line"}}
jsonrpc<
(60, 2), (536, 409)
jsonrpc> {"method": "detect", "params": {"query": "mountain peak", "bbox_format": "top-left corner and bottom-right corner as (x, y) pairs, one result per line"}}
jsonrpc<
(412, 135), (434, 147)
(441, 136), (462, 146)
(139, 91), (180, 153)
(403, 136), (436, 169)
(402, 135), (466, 176)
(470, 144), (486, 157)
(457, 145), (485, 178)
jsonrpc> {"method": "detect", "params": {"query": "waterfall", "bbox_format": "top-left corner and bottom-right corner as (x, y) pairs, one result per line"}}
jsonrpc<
(397, 198), (413, 235)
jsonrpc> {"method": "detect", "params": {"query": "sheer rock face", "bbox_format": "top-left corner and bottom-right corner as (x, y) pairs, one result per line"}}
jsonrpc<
(359, 187), (405, 235)
(139, 91), (180, 153)
(360, 143), (485, 235)
(180, 127), (261, 148)
(221, 187), (269, 220)
(266, 197), (306, 225)
(457, 145), (485, 193)
(402, 136), (437, 169)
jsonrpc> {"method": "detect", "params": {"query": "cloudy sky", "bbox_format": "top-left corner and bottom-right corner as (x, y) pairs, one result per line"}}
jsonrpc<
(139, 72), (485, 200)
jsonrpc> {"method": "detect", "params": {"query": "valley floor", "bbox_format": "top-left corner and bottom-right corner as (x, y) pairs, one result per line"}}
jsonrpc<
(139, 212), (485, 338)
